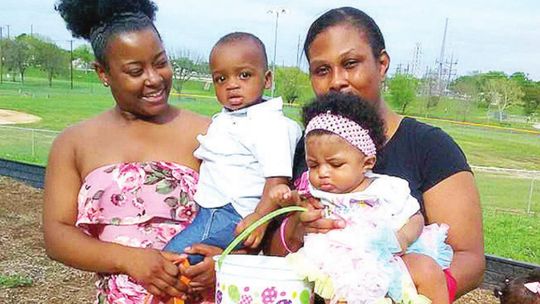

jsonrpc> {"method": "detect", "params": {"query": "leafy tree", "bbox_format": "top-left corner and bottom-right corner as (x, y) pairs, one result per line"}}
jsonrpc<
(451, 74), (483, 121)
(452, 75), (481, 100)
(3, 35), (34, 83)
(275, 66), (310, 104)
(509, 72), (530, 87)
(388, 74), (419, 114)
(0, 38), (6, 82)
(73, 44), (94, 71)
(522, 83), (540, 116)
(508, 72), (540, 116)
(169, 50), (208, 96)
(482, 77), (524, 122)
(418, 69), (440, 116)
(34, 40), (69, 87)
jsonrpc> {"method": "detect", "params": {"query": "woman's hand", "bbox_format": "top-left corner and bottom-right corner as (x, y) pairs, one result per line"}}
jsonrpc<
(298, 196), (345, 234)
(182, 244), (223, 292)
(123, 248), (188, 299)
(182, 244), (254, 292)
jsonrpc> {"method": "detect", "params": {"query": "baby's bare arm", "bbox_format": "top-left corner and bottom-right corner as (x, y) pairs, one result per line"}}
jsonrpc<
(396, 212), (425, 253)
(236, 177), (290, 248)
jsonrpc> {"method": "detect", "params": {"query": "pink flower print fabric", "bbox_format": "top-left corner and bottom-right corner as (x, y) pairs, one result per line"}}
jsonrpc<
(75, 161), (204, 303)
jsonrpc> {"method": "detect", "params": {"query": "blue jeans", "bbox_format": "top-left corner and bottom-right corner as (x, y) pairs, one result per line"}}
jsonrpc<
(164, 203), (243, 264)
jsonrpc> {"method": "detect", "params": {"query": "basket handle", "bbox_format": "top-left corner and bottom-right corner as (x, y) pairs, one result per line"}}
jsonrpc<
(217, 206), (307, 269)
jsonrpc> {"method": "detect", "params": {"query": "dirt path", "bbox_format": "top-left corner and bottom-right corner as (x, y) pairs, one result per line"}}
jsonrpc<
(0, 176), (497, 303)
(0, 109), (41, 125)
(0, 177), (94, 303)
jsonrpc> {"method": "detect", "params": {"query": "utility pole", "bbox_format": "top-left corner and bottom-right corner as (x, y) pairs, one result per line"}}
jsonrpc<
(410, 42), (422, 78)
(0, 26), (3, 84)
(445, 53), (458, 88)
(395, 63), (403, 75)
(267, 8), (287, 99)
(69, 40), (74, 89)
(437, 18), (448, 96)
(295, 34), (301, 68)
(5, 25), (10, 39)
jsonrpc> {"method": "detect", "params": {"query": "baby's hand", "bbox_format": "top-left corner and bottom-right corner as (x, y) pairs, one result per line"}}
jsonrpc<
(235, 212), (266, 249)
(269, 184), (298, 207)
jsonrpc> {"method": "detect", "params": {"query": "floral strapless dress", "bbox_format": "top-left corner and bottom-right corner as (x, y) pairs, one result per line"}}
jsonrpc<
(76, 161), (202, 304)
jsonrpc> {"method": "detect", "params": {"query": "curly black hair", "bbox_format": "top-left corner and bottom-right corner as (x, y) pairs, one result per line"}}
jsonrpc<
(494, 269), (540, 304)
(55, 0), (159, 66)
(302, 92), (386, 153)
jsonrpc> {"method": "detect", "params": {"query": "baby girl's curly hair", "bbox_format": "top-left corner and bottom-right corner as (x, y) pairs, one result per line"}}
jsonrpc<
(494, 269), (540, 304)
(302, 92), (386, 153)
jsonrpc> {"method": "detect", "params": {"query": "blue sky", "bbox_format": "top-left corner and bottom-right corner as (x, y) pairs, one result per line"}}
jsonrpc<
(2, 0), (540, 80)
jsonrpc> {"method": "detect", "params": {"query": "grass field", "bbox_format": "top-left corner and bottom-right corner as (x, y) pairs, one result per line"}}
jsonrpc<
(387, 94), (537, 130)
(1, 71), (540, 264)
(483, 210), (539, 263)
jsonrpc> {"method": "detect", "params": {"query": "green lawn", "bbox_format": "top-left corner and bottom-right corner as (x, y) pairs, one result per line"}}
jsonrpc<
(390, 94), (537, 130)
(416, 118), (540, 170)
(475, 171), (540, 264)
(483, 210), (539, 264)
(1, 75), (540, 264)
(475, 171), (539, 213)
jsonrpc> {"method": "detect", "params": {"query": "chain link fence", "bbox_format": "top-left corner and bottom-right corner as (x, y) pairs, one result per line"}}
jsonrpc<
(472, 165), (539, 215)
(0, 126), (539, 215)
(0, 125), (58, 165)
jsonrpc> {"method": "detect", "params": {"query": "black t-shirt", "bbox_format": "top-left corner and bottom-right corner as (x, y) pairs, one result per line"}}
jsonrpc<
(292, 117), (471, 213)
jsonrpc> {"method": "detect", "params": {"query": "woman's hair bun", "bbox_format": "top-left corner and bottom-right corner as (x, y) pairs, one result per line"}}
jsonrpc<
(55, 0), (157, 40)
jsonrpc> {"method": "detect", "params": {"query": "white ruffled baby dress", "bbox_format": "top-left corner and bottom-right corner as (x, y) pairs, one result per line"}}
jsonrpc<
(287, 173), (453, 304)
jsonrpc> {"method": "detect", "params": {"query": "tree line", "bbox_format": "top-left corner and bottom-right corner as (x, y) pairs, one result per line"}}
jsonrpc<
(0, 34), (212, 91)
(452, 71), (540, 119)
(0, 34), (78, 86)
(5, 33), (536, 122)
(386, 71), (540, 122)
(0, 33), (312, 105)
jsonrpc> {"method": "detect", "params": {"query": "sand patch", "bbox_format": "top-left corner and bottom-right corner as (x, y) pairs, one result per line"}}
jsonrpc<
(0, 109), (41, 124)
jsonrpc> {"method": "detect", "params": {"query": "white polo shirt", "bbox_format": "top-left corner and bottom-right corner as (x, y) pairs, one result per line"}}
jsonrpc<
(193, 97), (302, 217)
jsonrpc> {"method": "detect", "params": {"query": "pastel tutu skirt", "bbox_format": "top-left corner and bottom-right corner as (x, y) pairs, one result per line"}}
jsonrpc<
(286, 211), (452, 304)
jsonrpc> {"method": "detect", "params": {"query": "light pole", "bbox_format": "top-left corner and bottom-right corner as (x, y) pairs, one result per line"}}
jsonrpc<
(0, 26), (3, 84)
(267, 8), (287, 98)
(69, 40), (74, 89)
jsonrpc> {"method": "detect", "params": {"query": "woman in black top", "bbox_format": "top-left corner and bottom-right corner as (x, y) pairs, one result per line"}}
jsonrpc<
(267, 7), (484, 302)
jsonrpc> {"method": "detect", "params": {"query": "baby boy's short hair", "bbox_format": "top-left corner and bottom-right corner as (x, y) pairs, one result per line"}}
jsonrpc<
(212, 32), (269, 70)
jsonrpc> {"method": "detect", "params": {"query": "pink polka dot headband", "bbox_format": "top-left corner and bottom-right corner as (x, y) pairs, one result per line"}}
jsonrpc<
(305, 111), (377, 156)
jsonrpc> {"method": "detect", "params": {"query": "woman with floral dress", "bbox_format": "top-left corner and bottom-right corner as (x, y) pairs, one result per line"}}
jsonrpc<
(43, 0), (218, 302)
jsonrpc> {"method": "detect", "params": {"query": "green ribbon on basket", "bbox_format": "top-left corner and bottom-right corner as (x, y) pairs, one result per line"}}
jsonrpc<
(217, 206), (307, 269)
